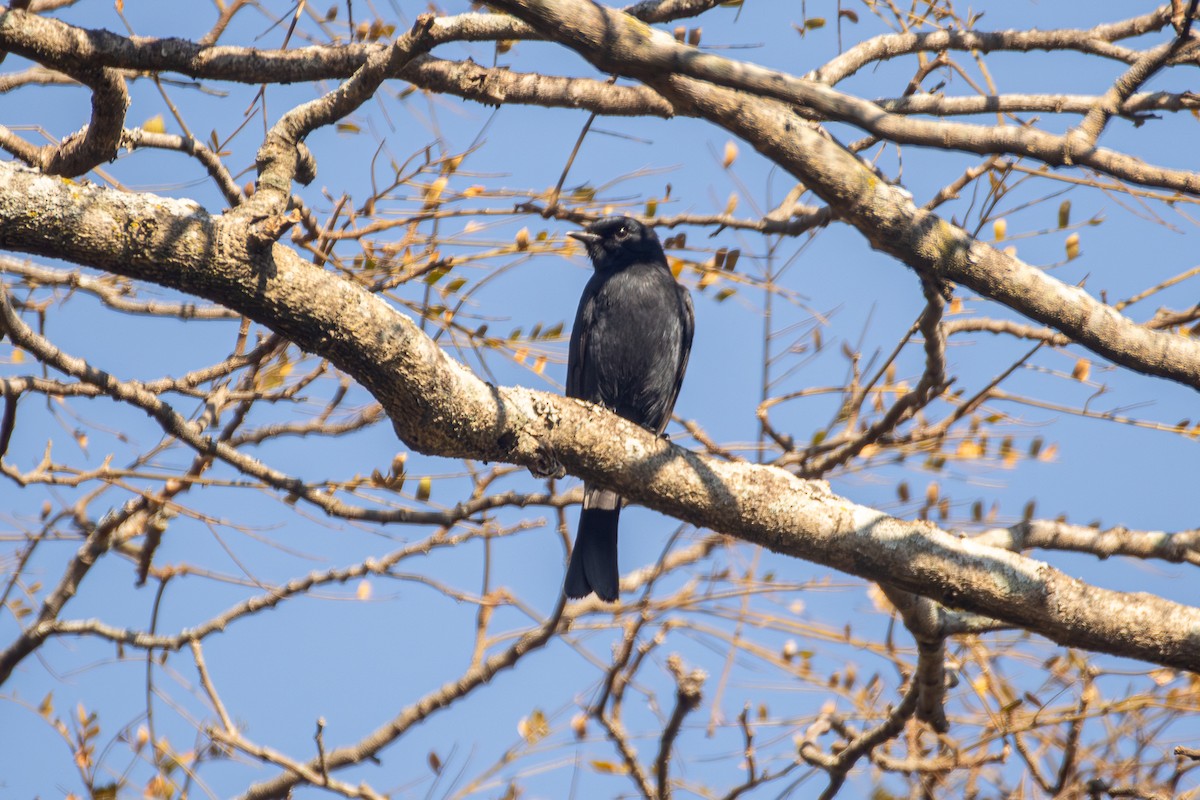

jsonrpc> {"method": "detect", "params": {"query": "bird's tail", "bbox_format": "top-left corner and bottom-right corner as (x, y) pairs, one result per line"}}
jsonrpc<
(564, 485), (621, 602)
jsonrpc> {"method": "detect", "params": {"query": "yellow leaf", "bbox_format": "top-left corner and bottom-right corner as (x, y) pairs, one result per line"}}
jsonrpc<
(38, 692), (53, 719)
(590, 759), (628, 775)
(423, 176), (448, 210)
(356, 580), (372, 601)
(462, 185), (485, 197)
(416, 476), (432, 501)
(924, 482), (939, 505)
(260, 352), (292, 389)
(532, 355), (547, 375)
(518, 708), (549, 745)
(723, 140), (738, 169)
(724, 192), (738, 216)
(1072, 358), (1090, 381)
(948, 296), (963, 315)
(956, 440), (982, 459)
(698, 269), (720, 290)
(668, 257), (684, 279)
(992, 218), (1006, 241)
(1065, 232), (1081, 260)
(143, 115), (166, 134)
(570, 713), (587, 739)
(1038, 443), (1058, 462)
(515, 226), (530, 251)
(645, 198), (658, 216)
(11, 347), (24, 363)
(1058, 200), (1071, 229)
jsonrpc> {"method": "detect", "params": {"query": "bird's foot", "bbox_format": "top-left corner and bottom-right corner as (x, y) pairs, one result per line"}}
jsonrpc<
(528, 440), (567, 480)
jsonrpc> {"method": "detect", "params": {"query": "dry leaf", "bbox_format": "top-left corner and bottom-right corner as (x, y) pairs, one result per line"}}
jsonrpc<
(570, 713), (587, 739)
(423, 176), (448, 210)
(518, 708), (549, 744)
(956, 440), (983, 459)
(723, 140), (738, 168)
(1065, 232), (1081, 260)
(143, 114), (166, 134)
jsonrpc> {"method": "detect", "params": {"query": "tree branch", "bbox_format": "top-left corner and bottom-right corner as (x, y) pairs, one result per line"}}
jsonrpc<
(2, 161), (1199, 678)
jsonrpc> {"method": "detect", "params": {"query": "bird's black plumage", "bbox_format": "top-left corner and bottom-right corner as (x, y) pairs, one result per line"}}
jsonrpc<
(563, 216), (694, 602)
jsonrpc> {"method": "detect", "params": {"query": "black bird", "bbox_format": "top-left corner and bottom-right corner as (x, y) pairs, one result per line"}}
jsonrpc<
(563, 216), (694, 601)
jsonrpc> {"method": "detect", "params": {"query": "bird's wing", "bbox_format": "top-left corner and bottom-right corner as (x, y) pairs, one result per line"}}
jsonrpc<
(677, 285), (695, 388)
(657, 283), (695, 436)
(566, 281), (594, 400)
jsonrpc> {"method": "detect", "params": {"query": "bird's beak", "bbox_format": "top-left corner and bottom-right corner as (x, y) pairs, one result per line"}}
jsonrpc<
(567, 230), (601, 246)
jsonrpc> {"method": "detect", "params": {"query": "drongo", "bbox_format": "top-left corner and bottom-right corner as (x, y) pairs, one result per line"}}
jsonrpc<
(563, 216), (694, 601)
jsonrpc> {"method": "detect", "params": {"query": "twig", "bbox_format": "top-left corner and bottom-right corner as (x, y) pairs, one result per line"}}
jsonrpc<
(190, 639), (235, 734)
(655, 655), (705, 799)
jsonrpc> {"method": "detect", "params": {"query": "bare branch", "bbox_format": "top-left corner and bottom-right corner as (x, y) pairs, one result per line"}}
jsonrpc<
(974, 520), (1200, 567)
(655, 655), (705, 799)
(812, 9), (1175, 85)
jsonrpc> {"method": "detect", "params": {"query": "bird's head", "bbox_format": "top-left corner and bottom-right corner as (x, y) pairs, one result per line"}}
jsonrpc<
(568, 216), (665, 273)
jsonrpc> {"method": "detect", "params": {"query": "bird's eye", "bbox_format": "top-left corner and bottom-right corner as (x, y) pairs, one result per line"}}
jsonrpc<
(616, 224), (631, 240)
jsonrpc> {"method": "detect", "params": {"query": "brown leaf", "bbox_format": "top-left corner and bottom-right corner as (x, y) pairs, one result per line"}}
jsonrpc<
(518, 708), (549, 745)
(1072, 358), (1090, 382)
